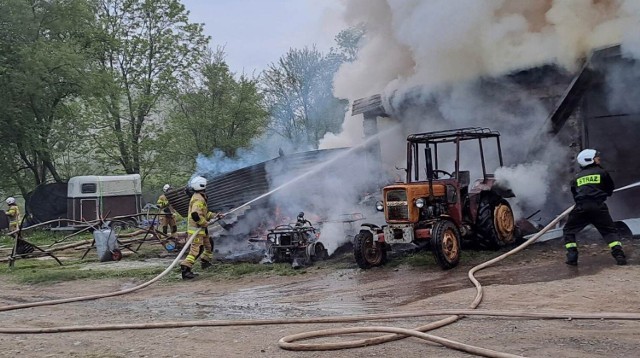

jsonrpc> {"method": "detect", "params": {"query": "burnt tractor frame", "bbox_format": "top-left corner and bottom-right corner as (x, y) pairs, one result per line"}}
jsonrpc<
(265, 213), (328, 268)
(355, 127), (517, 270)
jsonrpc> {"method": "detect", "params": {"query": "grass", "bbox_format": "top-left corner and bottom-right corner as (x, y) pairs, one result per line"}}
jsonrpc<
(0, 228), (506, 285)
(199, 262), (307, 279)
(0, 256), (307, 285)
(1, 229), (93, 248)
(0, 227), (313, 284)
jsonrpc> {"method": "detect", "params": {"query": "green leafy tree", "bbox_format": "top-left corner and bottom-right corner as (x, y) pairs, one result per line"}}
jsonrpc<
(90, 0), (208, 179)
(261, 26), (365, 150)
(159, 49), (269, 180)
(0, 0), (96, 196)
(262, 46), (347, 148)
(334, 24), (366, 62)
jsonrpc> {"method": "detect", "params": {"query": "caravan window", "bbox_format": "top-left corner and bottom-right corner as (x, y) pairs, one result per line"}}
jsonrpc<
(81, 183), (97, 194)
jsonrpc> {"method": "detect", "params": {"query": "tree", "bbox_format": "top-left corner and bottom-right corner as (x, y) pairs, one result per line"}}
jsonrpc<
(90, 0), (208, 179)
(160, 49), (269, 179)
(262, 46), (348, 149)
(334, 24), (366, 62)
(0, 0), (96, 196)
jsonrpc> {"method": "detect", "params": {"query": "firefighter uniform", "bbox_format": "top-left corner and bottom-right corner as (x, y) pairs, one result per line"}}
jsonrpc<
(156, 193), (177, 237)
(180, 191), (217, 275)
(563, 155), (626, 265)
(7, 204), (20, 233)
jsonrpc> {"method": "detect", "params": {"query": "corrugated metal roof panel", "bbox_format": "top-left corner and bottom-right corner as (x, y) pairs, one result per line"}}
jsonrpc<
(166, 148), (348, 216)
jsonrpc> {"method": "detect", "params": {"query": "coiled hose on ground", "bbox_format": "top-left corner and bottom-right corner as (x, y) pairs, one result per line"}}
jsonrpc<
(1, 204), (639, 357)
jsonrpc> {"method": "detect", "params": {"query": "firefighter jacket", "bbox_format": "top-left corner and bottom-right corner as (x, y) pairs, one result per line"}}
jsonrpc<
(187, 192), (215, 235)
(6, 204), (20, 225)
(156, 194), (174, 215)
(570, 164), (614, 205)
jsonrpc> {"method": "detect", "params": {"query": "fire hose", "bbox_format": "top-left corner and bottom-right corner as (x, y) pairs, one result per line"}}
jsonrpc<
(0, 228), (201, 313)
(1, 184), (639, 357)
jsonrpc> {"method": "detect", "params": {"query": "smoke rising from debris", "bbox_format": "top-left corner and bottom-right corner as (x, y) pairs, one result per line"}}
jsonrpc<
(195, 132), (317, 177)
(264, 137), (391, 256)
(320, 0), (640, 219)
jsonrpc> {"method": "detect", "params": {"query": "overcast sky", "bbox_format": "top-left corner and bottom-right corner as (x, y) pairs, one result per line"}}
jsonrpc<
(181, 0), (345, 76)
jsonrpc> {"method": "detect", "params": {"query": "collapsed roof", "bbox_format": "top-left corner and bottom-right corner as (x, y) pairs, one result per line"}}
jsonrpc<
(166, 148), (349, 217)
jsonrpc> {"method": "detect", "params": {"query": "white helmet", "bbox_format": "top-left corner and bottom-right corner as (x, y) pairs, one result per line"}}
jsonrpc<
(190, 176), (207, 191)
(5, 197), (15, 205)
(162, 184), (171, 193)
(577, 149), (599, 168)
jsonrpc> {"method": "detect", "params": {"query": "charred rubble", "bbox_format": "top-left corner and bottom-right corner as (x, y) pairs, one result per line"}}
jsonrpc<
(166, 148), (381, 264)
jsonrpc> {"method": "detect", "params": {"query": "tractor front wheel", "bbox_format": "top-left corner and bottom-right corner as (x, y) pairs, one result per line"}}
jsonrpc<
(431, 220), (461, 270)
(354, 231), (387, 269)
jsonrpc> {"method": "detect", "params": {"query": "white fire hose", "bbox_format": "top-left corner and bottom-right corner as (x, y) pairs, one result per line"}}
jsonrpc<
(1, 184), (639, 357)
(0, 228), (201, 313)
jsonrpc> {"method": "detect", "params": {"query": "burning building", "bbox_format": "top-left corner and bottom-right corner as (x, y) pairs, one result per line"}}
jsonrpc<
(317, 1), (640, 226)
(348, 44), (640, 223)
(169, 2), (640, 255)
(166, 147), (384, 257)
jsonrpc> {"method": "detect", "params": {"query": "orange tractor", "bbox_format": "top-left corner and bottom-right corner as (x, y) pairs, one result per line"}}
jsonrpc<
(354, 127), (518, 270)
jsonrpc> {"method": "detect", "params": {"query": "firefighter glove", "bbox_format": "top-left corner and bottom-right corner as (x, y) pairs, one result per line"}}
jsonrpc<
(191, 212), (200, 222)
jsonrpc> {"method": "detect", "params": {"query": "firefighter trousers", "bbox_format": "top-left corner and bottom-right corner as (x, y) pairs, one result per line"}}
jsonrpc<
(159, 214), (176, 230)
(180, 234), (213, 268)
(562, 202), (622, 249)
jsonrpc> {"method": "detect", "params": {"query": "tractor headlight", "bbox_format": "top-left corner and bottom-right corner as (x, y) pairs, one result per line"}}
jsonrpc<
(415, 198), (425, 208)
(375, 201), (384, 212)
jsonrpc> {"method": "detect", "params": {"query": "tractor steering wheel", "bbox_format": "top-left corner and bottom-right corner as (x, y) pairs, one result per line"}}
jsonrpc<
(433, 169), (453, 178)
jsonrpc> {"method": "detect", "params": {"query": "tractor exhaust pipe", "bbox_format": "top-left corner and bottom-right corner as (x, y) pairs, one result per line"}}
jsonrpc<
(425, 147), (434, 199)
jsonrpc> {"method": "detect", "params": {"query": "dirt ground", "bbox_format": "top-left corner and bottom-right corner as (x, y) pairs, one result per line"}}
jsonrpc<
(1, 234), (640, 358)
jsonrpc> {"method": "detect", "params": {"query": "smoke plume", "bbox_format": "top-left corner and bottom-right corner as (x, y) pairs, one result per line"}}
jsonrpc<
(332, 0), (637, 101)
(320, 0), (640, 219)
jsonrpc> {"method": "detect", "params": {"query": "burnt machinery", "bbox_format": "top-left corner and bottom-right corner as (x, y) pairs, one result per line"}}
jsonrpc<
(354, 127), (518, 270)
(265, 212), (328, 268)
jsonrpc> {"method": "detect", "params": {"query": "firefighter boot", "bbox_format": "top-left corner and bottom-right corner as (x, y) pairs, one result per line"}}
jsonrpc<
(565, 248), (578, 266)
(611, 246), (627, 266)
(181, 265), (197, 280)
(201, 260), (212, 270)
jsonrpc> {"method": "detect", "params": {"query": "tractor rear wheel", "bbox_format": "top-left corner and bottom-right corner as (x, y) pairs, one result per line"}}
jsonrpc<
(354, 231), (387, 269)
(476, 197), (515, 249)
(431, 220), (461, 270)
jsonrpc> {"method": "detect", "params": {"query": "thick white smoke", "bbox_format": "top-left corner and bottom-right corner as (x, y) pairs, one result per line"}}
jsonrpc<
(495, 162), (551, 219)
(333, 0), (637, 102)
(320, 0), (640, 220)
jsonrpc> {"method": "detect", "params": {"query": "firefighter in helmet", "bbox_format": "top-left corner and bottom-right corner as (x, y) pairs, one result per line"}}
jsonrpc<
(563, 149), (626, 266)
(156, 184), (177, 238)
(5, 197), (20, 235)
(180, 176), (223, 280)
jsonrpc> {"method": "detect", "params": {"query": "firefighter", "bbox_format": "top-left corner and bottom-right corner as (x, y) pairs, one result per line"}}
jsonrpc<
(563, 149), (626, 266)
(5, 197), (20, 234)
(179, 176), (223, 280)
(156, 184), (177, 238)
